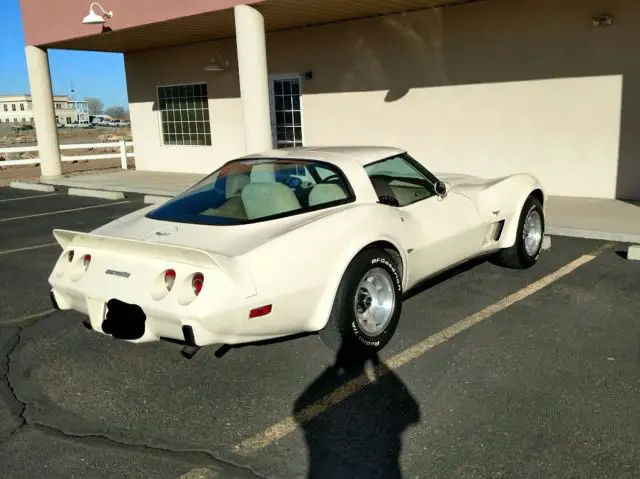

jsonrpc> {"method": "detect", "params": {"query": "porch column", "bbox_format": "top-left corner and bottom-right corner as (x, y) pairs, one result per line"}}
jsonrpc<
(25, 45), (62, 178)
(234, 4), (272, 154)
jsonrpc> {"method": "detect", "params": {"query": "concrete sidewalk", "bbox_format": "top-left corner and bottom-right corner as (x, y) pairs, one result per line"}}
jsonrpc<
(545, 196), (640, 243)
(35, 169), (640, 243)
(39, 169), (200, 196)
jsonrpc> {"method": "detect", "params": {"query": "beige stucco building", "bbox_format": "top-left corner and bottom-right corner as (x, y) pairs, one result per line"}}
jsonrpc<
(19, 0), (639, 199)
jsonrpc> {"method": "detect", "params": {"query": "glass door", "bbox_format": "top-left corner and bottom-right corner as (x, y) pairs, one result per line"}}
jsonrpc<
(269, 75), (304, 148)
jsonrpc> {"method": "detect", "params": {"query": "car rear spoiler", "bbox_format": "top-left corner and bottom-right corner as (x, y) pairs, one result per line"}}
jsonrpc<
(52, 229), (257, 297)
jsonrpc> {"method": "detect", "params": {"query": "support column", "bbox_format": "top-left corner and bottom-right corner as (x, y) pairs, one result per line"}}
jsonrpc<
(25, 45), (62, 178)
(234, 5), (273, 154)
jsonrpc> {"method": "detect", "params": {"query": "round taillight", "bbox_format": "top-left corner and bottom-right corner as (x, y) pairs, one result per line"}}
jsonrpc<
(82, 254), (91, 270)
(192, 273), (204, 296)
(67, 250), (74, 262)
(164, 269), (176, 291)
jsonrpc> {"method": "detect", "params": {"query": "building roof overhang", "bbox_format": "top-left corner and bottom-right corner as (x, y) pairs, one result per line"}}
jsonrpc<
(21, 0), (485, 53)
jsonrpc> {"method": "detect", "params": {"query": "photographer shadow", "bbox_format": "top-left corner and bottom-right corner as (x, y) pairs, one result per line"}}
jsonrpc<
(293, 345), (421, 478)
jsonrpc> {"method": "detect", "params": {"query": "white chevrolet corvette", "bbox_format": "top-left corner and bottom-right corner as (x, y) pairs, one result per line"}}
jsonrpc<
(48, 146), (546, 359)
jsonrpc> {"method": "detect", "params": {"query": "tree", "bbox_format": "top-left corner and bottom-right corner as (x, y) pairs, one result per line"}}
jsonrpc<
(105, 106), (127, 119)
(85, 97), (104, 115)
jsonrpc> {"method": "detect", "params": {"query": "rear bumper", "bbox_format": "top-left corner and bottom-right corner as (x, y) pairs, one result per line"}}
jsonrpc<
(48, 286), (291, 347)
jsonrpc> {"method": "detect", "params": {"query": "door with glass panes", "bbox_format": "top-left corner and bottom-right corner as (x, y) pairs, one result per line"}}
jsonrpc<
(269, 75), (304, 148)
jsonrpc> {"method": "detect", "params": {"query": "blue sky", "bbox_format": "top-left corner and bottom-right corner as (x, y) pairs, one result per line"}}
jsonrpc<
(0, 0), (129, 109)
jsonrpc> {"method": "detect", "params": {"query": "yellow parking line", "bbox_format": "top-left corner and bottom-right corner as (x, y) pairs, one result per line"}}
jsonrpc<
(232, 242), (614, 456)
(0, 201), (132, 222)
(0, 193), (60, 203)
(178, 468), (218, 479)
(2, 309), (57, 325)
(0, 243), (58, 255)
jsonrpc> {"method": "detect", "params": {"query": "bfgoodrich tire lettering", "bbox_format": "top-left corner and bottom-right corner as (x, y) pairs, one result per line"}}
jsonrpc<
(320, 247), (403, 357)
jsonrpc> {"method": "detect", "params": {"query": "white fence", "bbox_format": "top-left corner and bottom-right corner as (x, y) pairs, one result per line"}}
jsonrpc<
(0, 141), (134, 169)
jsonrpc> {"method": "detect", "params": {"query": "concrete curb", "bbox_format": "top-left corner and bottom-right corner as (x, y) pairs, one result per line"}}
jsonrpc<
(68, 188), (126, 200)
(541, 236), (551, 250)
(9, 181), (56, 193)
(40, 177), (181, 197)
(627, 245), (640, 261)
(144, 194), (172, 205)
(546, 226), (640, 244)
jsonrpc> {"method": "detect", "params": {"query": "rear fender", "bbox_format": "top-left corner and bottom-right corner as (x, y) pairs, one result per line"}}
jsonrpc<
(305, 233), (407, 332)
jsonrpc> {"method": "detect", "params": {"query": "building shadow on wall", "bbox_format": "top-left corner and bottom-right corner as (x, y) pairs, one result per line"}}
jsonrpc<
(293, 345), (420, 478)
(298, 1), (639, 200)
(125, 0), (640, 199)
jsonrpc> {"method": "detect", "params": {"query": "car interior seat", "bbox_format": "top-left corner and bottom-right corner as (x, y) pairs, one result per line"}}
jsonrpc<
(250, 163), (276, 183)
(241, 182), (302, 219)
(226, 173), (250, 197)
(369, 176), (399, 205)
(307, 183), (348, 207)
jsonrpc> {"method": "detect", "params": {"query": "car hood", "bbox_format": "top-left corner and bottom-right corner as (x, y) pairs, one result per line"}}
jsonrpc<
(91, 203), (356, 257)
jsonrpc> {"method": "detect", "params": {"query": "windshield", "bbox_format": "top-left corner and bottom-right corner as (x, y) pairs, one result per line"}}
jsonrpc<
(146, 158), (355, 225)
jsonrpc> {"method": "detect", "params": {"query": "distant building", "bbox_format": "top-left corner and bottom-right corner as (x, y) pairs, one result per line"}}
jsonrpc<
(0, 94), (88, 126)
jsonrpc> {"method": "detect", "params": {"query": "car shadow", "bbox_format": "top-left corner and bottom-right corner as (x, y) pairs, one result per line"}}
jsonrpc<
(403, 254), (489, 301)
(293, 344), (421, 478)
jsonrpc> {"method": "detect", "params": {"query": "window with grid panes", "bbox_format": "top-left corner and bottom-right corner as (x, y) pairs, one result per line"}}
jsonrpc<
(272, 78), (303, 148)
(157, 83), (211, 146)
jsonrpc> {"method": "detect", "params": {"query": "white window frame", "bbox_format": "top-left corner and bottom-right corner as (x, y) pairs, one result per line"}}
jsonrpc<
(155, 81), (212, 147)
(268, 73), (306, 149)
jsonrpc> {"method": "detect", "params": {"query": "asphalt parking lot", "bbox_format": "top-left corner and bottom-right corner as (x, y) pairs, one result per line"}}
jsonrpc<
(0, 186), (639, 479)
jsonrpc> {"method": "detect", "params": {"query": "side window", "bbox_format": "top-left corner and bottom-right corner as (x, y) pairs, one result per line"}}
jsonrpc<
(314, 166), (336, 181)
(364, 156), (436, 207)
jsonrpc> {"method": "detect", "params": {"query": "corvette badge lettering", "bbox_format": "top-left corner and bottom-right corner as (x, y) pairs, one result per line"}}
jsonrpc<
(105, 269), (131, 279)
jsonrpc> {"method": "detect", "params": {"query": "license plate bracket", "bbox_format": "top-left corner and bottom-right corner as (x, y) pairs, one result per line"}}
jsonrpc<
(101, 298), (146, 340)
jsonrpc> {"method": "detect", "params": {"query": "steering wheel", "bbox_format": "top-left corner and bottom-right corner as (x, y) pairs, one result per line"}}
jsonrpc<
(283, 175), (302, 189)
(378, 195), (400, 207)
(320, 174), (341, 183)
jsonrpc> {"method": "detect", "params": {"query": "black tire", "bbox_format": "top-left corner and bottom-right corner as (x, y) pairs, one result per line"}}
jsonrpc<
(319, 248), (403, 358)
(493, 195), (545, 269)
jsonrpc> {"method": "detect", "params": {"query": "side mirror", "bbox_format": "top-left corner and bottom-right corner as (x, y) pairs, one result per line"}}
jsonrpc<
(434, 180), (447, 198)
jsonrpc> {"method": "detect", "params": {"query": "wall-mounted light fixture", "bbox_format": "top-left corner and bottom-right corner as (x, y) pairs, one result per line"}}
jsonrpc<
(204, 53), (230, 72)
(82, 2), (114, 25)
(592, 14), (613, 27)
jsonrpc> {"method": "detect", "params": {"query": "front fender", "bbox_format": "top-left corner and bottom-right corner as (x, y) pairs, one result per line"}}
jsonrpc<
(497, 174), (546, 248)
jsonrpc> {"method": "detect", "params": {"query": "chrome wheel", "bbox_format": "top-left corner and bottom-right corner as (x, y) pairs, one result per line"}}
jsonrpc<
(522, 209), (543, 256)
(353, 267), (396, 337)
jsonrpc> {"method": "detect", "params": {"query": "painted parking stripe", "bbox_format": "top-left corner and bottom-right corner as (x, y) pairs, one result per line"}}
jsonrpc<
(0, 192), (60, 203)
(0, 242), (58, 256)
(232, 242), (614, 456)
(0, 200), (132, 223)
(1, 309), (56, 326)
(178, 468), (218, 479)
